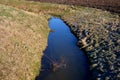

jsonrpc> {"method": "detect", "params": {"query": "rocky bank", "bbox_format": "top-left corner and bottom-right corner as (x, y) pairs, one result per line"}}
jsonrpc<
(62, 7), (120, 80)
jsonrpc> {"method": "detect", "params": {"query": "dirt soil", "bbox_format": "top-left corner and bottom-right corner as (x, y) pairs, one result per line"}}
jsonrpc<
(28, 0), (120, 14)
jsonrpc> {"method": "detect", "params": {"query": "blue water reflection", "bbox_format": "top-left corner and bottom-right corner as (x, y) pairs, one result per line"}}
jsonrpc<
(36, 17), (90, 80)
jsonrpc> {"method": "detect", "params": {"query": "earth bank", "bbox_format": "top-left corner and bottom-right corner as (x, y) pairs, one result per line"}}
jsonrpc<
(62, 7), (120, 80)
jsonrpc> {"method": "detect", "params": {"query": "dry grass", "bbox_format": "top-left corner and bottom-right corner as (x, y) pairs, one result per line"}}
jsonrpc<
(0, 0), (70, 80)
(0, 0), (69, 16)
(0, 4), (49, 80)
(29, 0), (120, 13)
(0, 0), (119, 80)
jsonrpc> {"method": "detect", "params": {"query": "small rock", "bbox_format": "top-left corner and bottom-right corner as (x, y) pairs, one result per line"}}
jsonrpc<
(91, 63), (98, 69)
(110, 65), (114, 70)
(97, 78), (101, 80)
(105, 77), (110, 80)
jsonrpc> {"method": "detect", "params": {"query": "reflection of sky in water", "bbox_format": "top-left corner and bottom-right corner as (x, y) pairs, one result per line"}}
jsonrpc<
(38, 17), (90, 80)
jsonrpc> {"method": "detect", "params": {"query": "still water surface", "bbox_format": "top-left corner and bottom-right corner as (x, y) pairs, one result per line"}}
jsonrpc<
(36, 17), (90, 80)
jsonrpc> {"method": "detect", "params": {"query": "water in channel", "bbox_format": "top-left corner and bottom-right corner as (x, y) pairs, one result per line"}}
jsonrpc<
(36, 17), (90, 80)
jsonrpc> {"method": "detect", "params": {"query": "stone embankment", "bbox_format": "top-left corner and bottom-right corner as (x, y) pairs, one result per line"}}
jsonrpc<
(62, 10), (120, 79)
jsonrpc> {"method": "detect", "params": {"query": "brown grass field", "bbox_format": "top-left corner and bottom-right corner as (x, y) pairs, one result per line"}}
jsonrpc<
(29, 0), (120, 13)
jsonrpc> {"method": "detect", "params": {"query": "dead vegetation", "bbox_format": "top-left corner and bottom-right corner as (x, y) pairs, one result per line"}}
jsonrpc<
(43, 55), (67, 72)
(0, 4), (49, 80)
(0, 0), (71, 80)
(0, 0), (69, 16)
(28, 0), (120, 13)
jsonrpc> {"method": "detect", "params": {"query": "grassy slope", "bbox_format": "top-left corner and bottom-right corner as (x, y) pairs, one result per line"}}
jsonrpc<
(0, 0), (69, 16)
(0, 4), (49, 80)
(0, 0), (70, 80)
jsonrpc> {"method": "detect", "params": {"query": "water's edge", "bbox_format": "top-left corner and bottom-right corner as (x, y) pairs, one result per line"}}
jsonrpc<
(36, 17), (90, 80)
(62, 15), (120, 79)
